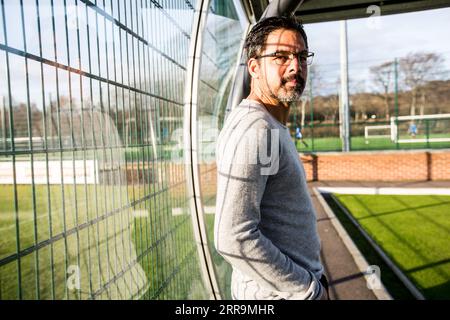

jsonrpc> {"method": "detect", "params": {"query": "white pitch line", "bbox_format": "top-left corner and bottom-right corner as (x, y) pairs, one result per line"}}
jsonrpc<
(317, 187), (450, 196)
(203, 206), (216, 214)
(171, 206), (216, 216)
(172, 207), (184, 216)
(133, 210), (149, 218)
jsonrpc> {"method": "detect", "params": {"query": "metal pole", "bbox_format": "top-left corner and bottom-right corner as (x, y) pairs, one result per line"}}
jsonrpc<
(394, 58), (399, 149)
(309, 74), (314, 152)
(1, 96), (6, 150)
(339, 20), (350, 152)
(293, 102), (297, 146)
(261, 0), (305, 19)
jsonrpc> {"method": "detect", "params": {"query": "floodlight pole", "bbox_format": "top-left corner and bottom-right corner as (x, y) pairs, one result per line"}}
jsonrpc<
(339, 20), (351, 152)
(394, 58), (399, 149)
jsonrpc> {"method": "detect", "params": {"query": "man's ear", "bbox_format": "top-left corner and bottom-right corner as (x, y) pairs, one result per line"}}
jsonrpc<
(247, 58), (260, 79)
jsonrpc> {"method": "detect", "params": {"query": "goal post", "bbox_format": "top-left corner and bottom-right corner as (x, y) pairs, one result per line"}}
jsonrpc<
(390, 113), (450, 143)
(364, 125), (392, 143)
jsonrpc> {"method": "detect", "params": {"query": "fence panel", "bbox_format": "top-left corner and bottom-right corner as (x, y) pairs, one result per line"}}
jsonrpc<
(0, 0), (208, 300)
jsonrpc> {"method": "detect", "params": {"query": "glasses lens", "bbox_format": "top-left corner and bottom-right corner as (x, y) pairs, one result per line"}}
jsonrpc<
(275, 54), (291, 65)
(307, 53), (314, 65)
(272, 52), (314, 65)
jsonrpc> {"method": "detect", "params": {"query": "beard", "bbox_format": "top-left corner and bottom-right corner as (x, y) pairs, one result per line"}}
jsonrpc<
(276, 74), (306, 102)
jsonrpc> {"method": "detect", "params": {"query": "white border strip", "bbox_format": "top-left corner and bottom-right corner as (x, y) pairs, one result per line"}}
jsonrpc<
(392, 113), (450, 121)
(317, 187), (450, 196)
(184, 0), (222, 300)
(313, 188), (392, 300)
(397, 138), (450, 143)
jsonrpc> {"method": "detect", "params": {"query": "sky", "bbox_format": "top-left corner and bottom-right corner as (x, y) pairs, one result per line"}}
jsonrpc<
(304, 6), (450, 94)
(0, 2), (196, 107)
(1, 3), (450, 104)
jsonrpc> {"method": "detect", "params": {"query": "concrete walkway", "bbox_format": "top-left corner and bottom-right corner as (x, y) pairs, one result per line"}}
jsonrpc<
(309, 180), (450, 300)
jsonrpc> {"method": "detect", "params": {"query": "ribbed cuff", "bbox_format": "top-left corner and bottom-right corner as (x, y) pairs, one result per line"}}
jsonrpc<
(309, 272), (323, 300)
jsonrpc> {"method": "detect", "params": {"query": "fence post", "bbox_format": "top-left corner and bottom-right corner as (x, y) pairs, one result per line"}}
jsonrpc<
(309, 73), (314, 152)
(339, 20), (351, 152)
(394, 58), (400, 150)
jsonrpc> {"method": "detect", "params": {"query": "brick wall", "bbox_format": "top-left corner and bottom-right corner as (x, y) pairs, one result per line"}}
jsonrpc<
(300, 150), (450, 181)
(430, 152), (450, 181)
(121, 151), (450, 185)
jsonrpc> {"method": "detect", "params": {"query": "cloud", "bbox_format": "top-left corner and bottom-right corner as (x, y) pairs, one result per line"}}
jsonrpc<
(304, 7), (450, 89)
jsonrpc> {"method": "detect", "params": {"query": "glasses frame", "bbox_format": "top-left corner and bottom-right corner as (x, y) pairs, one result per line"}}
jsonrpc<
(255, 50), (315, 66)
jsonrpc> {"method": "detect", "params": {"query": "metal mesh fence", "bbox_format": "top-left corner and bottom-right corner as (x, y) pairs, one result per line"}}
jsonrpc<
(0, 0), (209, 300)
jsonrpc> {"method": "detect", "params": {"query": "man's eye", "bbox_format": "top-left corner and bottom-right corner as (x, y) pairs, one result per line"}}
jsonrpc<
(298, 53), (308, 60)
(275, 55), (289, 62)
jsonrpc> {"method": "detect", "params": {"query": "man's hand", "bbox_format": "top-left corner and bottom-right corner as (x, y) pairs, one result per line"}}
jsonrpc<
(319, 284), (329, 300)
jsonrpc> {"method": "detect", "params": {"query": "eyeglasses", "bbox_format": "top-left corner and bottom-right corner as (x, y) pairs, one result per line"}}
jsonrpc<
(255, 50), (314, 66)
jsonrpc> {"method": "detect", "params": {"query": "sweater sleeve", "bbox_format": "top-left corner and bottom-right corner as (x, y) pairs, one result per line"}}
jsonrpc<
(214, 120), (322, 300)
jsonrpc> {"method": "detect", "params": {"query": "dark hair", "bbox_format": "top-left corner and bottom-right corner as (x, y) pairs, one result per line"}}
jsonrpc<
(244, 15), (308, 61)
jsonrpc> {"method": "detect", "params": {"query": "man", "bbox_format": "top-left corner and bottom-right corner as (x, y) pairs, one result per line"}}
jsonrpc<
(214, 16), (328, 300)
(296, 125), (309, 147)
(408, 122), (417, 138)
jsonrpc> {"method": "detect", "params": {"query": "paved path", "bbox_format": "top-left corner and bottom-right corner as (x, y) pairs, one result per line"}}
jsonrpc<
(309, 180), (450, 300)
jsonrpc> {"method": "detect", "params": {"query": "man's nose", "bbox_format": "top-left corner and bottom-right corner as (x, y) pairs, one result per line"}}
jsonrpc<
(288, 56), (301, 73)
(288, 56), (305, 76)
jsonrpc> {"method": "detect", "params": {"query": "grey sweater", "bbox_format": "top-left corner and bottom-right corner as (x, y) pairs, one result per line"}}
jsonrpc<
(214, 99), (324, 300)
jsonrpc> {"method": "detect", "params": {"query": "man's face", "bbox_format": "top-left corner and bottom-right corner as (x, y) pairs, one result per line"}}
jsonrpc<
(252, 28), (307, 103)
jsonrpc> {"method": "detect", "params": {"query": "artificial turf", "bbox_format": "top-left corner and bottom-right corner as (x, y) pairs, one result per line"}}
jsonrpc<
(334, 193), (450, 299)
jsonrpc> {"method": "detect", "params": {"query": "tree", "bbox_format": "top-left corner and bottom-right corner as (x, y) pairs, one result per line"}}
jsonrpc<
(399, 52), (445, 117)
(370, 61), (394, 120)
(291, 65), (323, 126)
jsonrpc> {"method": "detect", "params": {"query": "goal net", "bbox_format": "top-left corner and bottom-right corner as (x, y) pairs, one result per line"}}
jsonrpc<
(364, 125), (392, 144)
(390, 114), (450, 143)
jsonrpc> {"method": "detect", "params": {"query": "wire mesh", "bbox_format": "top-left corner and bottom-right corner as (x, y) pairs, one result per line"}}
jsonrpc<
(0, 0), (209, 300)
(289, 17), (450, 153)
